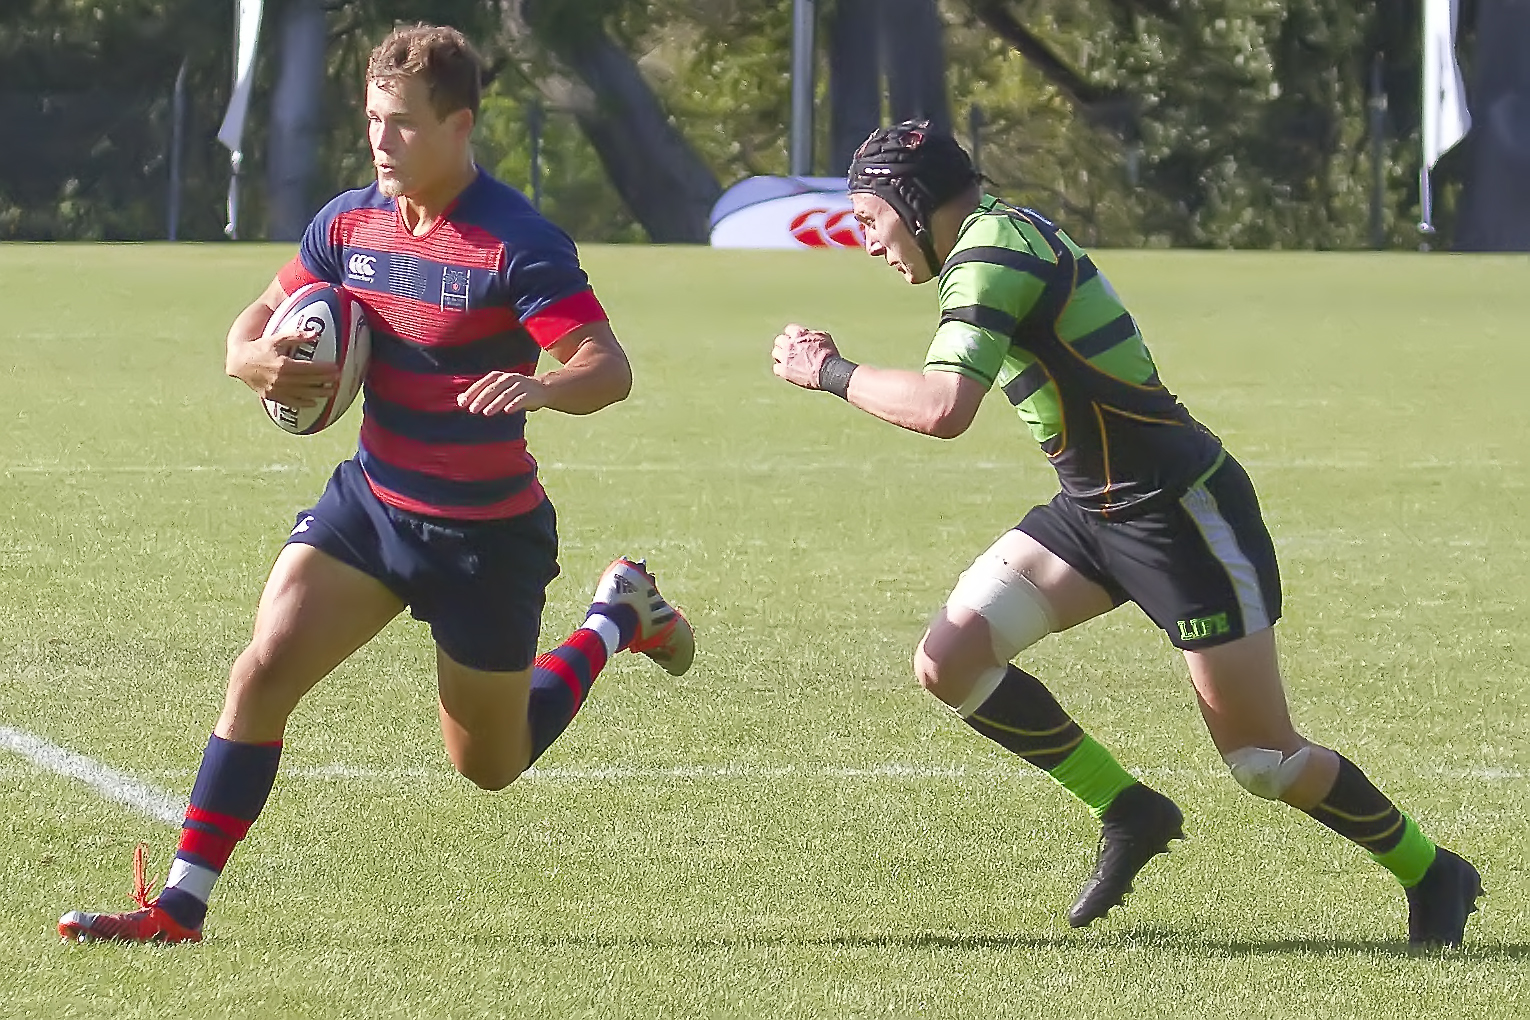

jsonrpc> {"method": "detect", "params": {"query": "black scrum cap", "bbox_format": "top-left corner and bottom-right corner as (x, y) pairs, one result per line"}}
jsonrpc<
(847, 120), (979, 274)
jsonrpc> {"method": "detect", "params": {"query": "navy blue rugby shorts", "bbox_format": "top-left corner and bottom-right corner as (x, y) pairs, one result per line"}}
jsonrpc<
(285, 458), (559, 672)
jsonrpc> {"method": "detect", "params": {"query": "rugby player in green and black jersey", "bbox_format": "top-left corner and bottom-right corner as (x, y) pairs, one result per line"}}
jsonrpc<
(770, 121), (1481, 946)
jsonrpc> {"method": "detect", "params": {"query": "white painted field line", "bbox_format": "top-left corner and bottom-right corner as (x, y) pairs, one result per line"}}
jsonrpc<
(3, 724), (1524, 833)
(154, 763), (1530, 783)
(3, 464), (300, 475)
(21, 457), (1513, 477)
(2, 460), (1012, 476)
(137, 763), (1000, 782)
(8, 457), (1518, 478)
(327, 764), (1530, 782)
(0, 725), (181, 825)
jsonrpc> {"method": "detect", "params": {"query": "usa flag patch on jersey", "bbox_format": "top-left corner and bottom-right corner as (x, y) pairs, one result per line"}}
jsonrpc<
(441, 266), (470, 311)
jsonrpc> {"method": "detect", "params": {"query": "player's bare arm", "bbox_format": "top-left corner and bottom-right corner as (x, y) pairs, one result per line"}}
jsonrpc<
(225, 275), (339, 408)
(771, 322), (985, 438)
(458, 319), (632, 417)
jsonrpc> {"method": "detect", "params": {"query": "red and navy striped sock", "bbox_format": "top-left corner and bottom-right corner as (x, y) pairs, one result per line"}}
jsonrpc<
(155, 735), (281, 930)
(527, 604), (638, 763)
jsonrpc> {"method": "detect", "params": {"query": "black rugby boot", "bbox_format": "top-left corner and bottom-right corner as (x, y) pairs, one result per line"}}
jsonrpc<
(1068, 783), (1184, 928)
(1406, 846), (1482, 947)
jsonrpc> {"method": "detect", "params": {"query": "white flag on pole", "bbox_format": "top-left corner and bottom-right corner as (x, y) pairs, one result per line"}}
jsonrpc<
(218, 0), (265, 238)
(1420, 0), (1471, 232)
(218, 0), (266, 154)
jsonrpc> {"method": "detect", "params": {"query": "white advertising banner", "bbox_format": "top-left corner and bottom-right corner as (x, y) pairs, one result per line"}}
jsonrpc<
(710, 176), (865, 249)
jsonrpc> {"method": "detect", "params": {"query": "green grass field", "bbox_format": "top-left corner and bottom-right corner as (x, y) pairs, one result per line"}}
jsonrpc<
(1, 243), (1527, 1019)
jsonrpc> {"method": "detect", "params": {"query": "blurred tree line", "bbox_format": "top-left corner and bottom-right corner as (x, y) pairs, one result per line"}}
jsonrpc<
(0, 0), (1480, 247)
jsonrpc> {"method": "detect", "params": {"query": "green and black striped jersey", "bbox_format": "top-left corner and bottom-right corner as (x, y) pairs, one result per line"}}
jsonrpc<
(927, 196), (1221, 518)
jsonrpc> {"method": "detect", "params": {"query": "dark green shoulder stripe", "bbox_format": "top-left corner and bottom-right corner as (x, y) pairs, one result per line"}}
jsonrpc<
(1073, 313), (1139, 359)
(1002, 363), (1049, 406)
(941, 245), (1053, 281)
(1000, 314), (1140, 406)
(926, 358), (998, 386)
(1075, 256), (1099, 288)
(941, 304), (1017, 336)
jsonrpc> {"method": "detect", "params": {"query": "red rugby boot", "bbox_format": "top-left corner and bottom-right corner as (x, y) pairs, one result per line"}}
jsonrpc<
(593, 558), (695, 676)
(58, 845), (202, 944)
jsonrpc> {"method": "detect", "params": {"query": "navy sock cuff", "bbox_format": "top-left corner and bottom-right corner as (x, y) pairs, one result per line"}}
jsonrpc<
(189, 734), (282, 821)
(155, 887), (207, 930)
(587, 602), (639, 648)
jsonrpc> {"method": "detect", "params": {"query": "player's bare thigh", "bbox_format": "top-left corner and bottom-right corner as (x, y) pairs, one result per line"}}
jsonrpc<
(218, 543), (404, 743)
(916, 530), (1116, 707)
(436, 648), (535, 791)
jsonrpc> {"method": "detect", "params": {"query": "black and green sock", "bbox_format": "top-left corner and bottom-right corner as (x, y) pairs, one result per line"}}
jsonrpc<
(964, 665), (1136, 818)
(1303, 754), (1437, 886)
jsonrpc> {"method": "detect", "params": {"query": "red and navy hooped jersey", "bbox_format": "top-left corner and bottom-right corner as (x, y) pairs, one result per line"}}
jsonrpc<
(277, 168), (607, 521)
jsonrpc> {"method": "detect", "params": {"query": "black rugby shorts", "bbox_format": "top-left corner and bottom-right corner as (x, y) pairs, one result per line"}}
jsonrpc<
(1017, 453), (1282, 650)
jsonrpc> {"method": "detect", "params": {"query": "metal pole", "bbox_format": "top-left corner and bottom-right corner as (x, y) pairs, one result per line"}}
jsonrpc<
(168, 59), (188, 241)
(790, 0), (816, 177)
(528, 100), (544, 211)
(1369, 53), (1388, 249)
(226, 151), (242, 239)
(967, 104), (984, 175)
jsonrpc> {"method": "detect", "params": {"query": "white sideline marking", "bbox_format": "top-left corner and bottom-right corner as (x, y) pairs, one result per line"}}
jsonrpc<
(0, 726), (182, 825)
(3, 461), (1010, 476)
(2, 724), (1524, 831)
(3, 464), (299, 475)
(8, 458), (1517, 477)
(309, 764), (1530, 782)
(138, 763), (1530, 784)
(137, 764), (996, 782)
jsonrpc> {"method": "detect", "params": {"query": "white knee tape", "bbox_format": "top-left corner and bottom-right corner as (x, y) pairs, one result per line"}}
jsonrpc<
(1224, 745), (1313, 800)
(952, 664), (1009, 718)
(947, 550), (1056, 664)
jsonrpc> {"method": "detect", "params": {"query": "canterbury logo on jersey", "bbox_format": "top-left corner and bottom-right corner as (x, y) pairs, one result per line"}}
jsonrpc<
(346, 253), (377, 282)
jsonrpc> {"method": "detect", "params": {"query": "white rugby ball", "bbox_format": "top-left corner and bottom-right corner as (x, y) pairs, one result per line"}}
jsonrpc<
(261, 282), (371, 435)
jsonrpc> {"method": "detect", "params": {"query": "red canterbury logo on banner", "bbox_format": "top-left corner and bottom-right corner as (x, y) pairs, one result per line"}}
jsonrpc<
(789, 208), (863, 248)
(710, 178), (862, 249)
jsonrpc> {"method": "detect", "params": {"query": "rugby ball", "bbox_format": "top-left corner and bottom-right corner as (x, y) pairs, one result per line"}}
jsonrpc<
(261, 282), (371, 435)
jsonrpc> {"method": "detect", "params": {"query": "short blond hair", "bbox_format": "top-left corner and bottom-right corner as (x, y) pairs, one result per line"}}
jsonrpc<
(366, 23), (484, 119)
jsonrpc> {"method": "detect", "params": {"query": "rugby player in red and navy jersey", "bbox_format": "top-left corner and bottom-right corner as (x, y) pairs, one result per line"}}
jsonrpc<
(60, 24), (694, 944)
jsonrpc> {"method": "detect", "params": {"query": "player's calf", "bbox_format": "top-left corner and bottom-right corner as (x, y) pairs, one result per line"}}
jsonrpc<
(1225, 741), (1484, 945)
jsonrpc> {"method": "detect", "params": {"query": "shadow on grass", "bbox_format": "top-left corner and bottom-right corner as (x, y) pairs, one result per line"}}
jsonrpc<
(1087, 925), (1530, 959)
(349, 928), (1530, 960)
(790, 931), (1530, 959)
